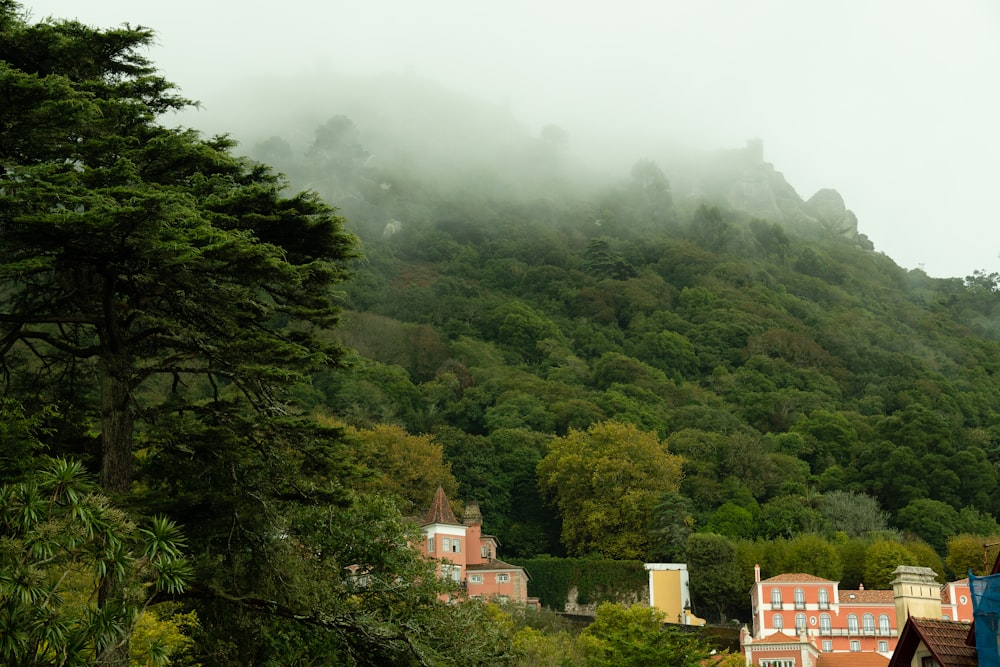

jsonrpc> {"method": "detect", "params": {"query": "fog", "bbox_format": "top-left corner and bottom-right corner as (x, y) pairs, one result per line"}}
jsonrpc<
(25, 0), (1000, 279)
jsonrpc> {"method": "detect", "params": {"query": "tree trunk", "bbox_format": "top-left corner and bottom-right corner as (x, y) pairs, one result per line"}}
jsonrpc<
(99, 351), (134, 494)
(98, 351), (134, 667)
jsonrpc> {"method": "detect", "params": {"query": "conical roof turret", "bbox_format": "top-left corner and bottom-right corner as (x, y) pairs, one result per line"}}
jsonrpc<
(422, 486), (460, 526)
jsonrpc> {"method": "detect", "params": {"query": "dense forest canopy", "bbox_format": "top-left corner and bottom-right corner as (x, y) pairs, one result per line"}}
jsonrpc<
(4, 1), (1000, 663)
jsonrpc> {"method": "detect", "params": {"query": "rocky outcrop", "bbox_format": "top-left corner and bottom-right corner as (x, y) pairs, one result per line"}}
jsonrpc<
(803, 188), (859, 238)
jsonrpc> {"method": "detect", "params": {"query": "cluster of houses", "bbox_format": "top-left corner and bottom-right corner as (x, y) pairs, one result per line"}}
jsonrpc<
(413, 487), (998, 666)
(744, 564), (981, 666)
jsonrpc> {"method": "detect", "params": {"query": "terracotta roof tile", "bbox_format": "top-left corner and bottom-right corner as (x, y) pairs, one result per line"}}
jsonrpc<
(466, 558), (525, 572)
(838, 589), (895, 604)
(762, 573), (836, 583)
(817, 653), (889, 667)
(422, 486), (460, 526)
(909, 618), (976, 667)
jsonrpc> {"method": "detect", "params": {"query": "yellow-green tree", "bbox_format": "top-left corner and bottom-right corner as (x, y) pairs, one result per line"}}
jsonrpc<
(537, 421), (683, 559)
(336, 421), (458, 514)
(946, 534), (1000, 578)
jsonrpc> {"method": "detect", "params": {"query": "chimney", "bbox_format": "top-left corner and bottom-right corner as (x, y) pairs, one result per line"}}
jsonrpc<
(754, 563), (761, 583)
(859, 582), (864, 591)
(892, 566), (941, 622)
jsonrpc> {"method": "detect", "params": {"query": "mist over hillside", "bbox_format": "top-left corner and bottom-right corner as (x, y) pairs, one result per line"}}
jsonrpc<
(186, 71), (873, 257)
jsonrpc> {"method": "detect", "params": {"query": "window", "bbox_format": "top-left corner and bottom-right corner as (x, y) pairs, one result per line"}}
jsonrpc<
(848, 614), (859, 633)
(481, 545), (491, 559)
(878, 614), (890, 634)
(427, 535), (435, 552)
(795, 613), (806, 633)
(794, 588), (805, 609)
(818, 588), (829, 609)
(819, 614), (831, 633)
(452, 539), (460, 553)
(863, 613), (875, 634)
(469, 574), (483, 584)
(771, 589), (782, 608)
(441, 537), (450, 551)
(878, 641), (889, 652)
(772, 614), (783, 630)
(496, 573), (510, 583)
(441, 563), (461, 582)
(760, 661), (794, 667)
(822, 640), (832, 652)
(850, 640), (861, 652)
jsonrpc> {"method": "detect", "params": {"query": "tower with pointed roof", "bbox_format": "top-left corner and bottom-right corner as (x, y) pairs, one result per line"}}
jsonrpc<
(416, 486), (536, 606)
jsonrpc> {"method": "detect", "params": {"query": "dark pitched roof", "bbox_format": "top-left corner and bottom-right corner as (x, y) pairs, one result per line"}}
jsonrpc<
(421, 486), (460, 526)
(466, 558), (528, 577)
(889, 618), (976, 667)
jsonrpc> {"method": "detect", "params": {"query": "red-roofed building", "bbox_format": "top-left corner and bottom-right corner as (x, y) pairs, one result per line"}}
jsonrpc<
(746, 564), (973, 664)
(417, 487), (537, 606)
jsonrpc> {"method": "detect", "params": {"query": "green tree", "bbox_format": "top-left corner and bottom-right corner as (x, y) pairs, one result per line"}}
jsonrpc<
(0, 457), (192, 666)
(685, 533), (743, 623)
(895, 499), (960, 554)
(863, 539), (917, 589)
(819, 490), (888, 538)
(781, 534), (842, 581)
(580, 602), (727, 667)
(945, 533), (1000, 579)
(538, 421), (683, 559)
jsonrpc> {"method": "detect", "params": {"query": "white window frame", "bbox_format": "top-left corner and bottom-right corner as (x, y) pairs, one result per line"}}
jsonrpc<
(427, 535), (434, 552)
(863, 613), (875, 634)
(773, 613), (783, 630)
(496, 573), (510, 583)
(469, 574), (483, 584)
(850, 640), (861, 652)
(878, 640), (889, 652)
(820, 613), (831, 633)
(794, 588), (805, 609)
(795, 613), (807, 633)
(822, 640), (832, 652)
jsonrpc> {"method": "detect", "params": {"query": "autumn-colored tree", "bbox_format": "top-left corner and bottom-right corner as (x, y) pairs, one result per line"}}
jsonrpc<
(337, 420), (458, 513)
(538, 421), (683, 559)
(946, 534), (1000, 579)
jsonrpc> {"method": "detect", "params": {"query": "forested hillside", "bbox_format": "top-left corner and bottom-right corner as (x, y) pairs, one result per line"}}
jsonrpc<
(4, 3), (1000, 662)
(250, 90), (1000, 598)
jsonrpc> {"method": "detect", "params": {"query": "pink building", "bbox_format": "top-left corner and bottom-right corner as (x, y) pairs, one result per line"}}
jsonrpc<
(745, 565), (972, 663)
(417, 487), (537, 606)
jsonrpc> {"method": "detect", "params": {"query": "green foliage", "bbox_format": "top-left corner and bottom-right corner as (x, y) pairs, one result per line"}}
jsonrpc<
(507, 558), (648, 612)
(580, 603), (725, 667)
(685, 533), (744, 622)
(0, 457), (192, 666)
(538, 421), (683, 558)
(863, 539), (917, 589)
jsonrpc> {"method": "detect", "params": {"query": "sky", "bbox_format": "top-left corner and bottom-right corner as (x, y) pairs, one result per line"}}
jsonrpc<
(24, 0), (1000, 279)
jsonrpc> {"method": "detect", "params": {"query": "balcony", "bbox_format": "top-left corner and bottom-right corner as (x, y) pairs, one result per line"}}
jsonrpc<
(771, 603), (783, 610)
(816, 628), (898, 638)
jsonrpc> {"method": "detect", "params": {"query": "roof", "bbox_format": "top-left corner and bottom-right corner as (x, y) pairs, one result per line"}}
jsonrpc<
(466, 558), (528, 577)
(838, 589), (896, 604)
(762, 573), (835, 584)
(421, 486), (460, 526)
(817, 653), (889, 667)
(889, 618), (976, 667)
(752, 632), (809, 644)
